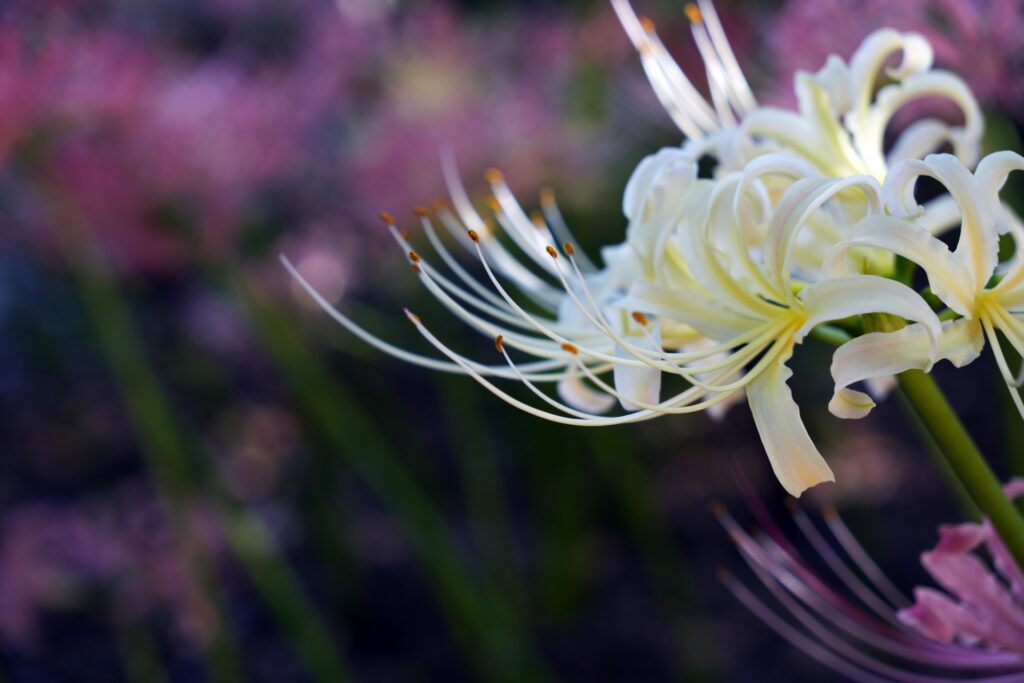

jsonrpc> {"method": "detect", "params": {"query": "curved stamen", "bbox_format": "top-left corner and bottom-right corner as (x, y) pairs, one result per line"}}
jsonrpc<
(282, 255), (575, 380)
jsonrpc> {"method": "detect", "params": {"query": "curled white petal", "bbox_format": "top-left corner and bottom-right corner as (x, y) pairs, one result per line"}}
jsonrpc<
(747, 359), (835, 498)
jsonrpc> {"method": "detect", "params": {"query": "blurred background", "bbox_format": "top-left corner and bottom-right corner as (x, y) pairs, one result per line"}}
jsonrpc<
(2, 0), (1024, 680)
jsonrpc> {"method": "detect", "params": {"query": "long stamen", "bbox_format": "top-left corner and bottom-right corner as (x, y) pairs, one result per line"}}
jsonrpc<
(282, 255), (570, 380)
(553, 245), (791, 389)
(686, 4), (738, 127)
(437, 206), (563, 311)
(405, 310), (698, 427)
(418, 211), (522, 313)
(387, 223), (559, 334)
(983, 310), (1024, 421)
(609, 0), (717, 137)
(822, 508), (910, 610)
(790, 506), (903, 626)
(539, 187), (599, 273)
(694, 0), (757, 114)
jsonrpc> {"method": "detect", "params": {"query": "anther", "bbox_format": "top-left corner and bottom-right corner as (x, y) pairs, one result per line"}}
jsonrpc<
(408, 251), (421, 263)
(715, 567), (731, 582)
(539, 187), (555, 205)
(403, 308), (420, 324)
(484, 168), (504, 184)
(684, 3), (702, 23)
(638, 42), (655, 56)
(400, 229), (411, 239)
(486, 196), (502, 212)
(545, 245), (559, 259)
(563, 242), (576, 257)
(707, 500), (725, 515)
(631, 311), (649, 326)
(495, 335), (505, 353)
(410, 263), (421, 274)
(413, 206), (431, 217)
(467, 230), (481, 243)
(561, 343), (578, 355)
(530, 209), (546, 227)
(639, 15), (656, 33)
(821, 505), (838, 521)
(379, 211), (395, 225)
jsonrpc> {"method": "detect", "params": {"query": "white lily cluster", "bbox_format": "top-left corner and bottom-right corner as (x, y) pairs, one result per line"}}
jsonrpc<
(286, 0), (1024, 497)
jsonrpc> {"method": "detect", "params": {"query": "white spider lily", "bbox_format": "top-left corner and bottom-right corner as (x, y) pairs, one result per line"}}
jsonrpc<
(825, 152), (1024, 420)
(612, 1), (982, 183)
(282, 3), (968, 498)
(616, 156), (942, 496)
(742, 30), (983, 181)
(284, 153), (940, 497)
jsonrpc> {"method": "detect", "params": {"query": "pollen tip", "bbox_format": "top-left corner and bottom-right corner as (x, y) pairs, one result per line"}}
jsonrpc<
(545, 245), (559, 258)
(539, 186), (555, 205)
(413, 205), (431, 218)
(378, 211), (395, 225)
(400, 229), (411, 239)
(408, 250), (421, 263)
(784, 497), (799, 511)
(638, 41), (655, 56)
(530, 209), (546, 227)
(430, 197), (447, 210)
(631, 311), (649, 326)
(563, 242), (576, 256)
(467, 229), (481, 243)
(495, 335), (504, 353)
(485, 195), (502, 212)
(684, 3), (702, 23)
(821, 505), (838, 521)
(403, 308), (420, 324)
(484, 167), (504, 184)
(638, 15), (656, 33)
(707, 500), (725, 515)
(715, 567), (731, 582)
(410, 263), (421, 274)
(561, 342), (578, 355)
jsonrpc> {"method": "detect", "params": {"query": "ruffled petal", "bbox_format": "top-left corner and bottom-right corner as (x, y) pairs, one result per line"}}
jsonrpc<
(557, 376), (616, 414)
(619, 280), (760, 341)
(613, 324), (662, 412)
(797, 275), (942, 345)
(827, 319), (983, 419)
(884, 154), (998, 292)
(747, 358), (835, 497)
(825, 215), (976, 317)
(764, 176), (881, 292)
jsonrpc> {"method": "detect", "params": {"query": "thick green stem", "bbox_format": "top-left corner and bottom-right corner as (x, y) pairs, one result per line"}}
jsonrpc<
(897, 370), (1024, 568)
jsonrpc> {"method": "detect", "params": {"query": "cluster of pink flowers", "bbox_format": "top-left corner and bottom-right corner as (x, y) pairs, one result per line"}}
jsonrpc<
(0, 482), (224, 649)
(0, 0), (664, 280)
(1, 0), (355, 274)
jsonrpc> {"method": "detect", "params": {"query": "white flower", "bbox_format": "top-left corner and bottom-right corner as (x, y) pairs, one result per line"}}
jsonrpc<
(826, 152), (1024, 419)
(282, 3), (981, 497)
(612, 1), (982, 183)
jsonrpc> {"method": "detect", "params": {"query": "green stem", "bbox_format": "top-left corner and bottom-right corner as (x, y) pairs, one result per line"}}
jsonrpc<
(897, 370), (1024, 568)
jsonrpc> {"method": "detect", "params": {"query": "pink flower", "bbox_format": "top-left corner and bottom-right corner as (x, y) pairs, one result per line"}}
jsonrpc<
(716, 482), (1024, 680)
(0, 482), (225, 649)
(898, 480), (1024, 654)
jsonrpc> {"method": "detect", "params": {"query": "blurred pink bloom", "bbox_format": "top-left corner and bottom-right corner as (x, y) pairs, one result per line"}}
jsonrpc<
(899, 480), (1024, 654)
(0, 482), (224, 649)
(717, 484), (1024, 680)
(1, 4), (352, 275)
